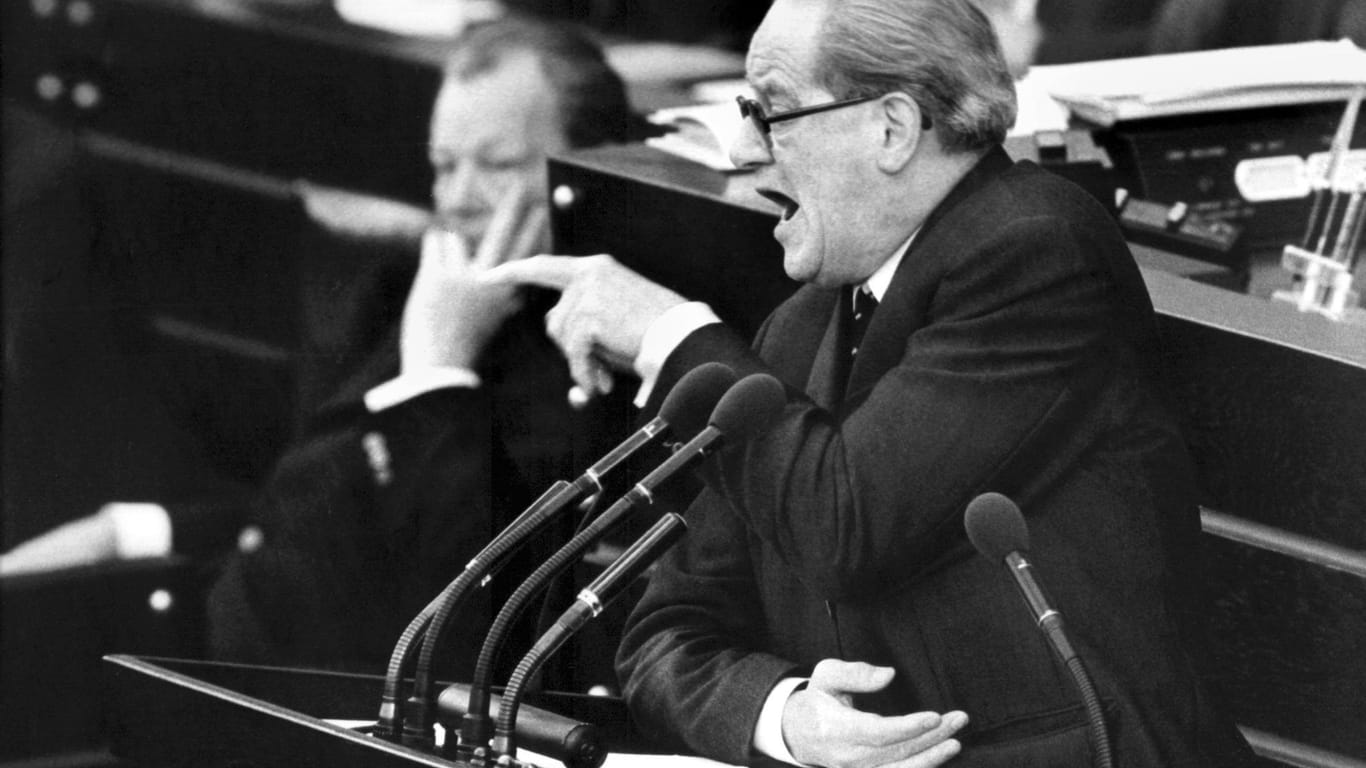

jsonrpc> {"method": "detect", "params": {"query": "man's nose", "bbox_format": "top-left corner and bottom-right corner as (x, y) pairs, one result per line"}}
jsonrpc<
(729, 122), (774, 170)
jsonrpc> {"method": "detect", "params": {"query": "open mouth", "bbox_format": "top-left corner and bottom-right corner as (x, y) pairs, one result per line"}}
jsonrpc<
(757, 188), (799, 221)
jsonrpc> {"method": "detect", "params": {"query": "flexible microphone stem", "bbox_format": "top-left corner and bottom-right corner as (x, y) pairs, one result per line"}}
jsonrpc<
(394, 363), (739, 745)
(489, 513), (687, 764)
(377, 591), (441, 738)
(965, 493), (1113, 768)
(456, 494), (640, 761)
(381, 479), (581, 743)
(1002, 552), (1109, 768)
(405, 459), (616, 743)
(456, 427), (724, 760)
(1068, 655), (1114, 768)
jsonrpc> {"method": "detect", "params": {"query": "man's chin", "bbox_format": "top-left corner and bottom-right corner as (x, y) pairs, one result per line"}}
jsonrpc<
(781, 249), (823, 285)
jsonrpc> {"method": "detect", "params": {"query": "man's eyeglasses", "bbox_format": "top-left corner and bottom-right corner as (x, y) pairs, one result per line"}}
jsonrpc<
(736, 94), (933, 138)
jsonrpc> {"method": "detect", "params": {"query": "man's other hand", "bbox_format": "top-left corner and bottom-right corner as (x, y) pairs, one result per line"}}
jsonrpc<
(783, 660), (967, 768)
(400, 185), (546, 371)
(483, 254), (687, 398)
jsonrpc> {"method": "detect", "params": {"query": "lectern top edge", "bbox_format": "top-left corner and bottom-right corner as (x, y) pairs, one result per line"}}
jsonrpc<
(103, 654), (457, 768)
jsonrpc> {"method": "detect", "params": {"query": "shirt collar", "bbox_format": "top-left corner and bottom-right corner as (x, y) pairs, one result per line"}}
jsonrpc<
(859, 230), (916, 302)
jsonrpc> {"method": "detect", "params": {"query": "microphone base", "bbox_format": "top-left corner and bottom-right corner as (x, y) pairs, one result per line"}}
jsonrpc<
(443, 748), (548, 768)
(437, 683), (606, 768)
(466, 745), (551, 768)
(443, 741), (477, 763)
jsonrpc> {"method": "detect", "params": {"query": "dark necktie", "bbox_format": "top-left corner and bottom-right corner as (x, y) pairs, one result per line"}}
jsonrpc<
(849, 287), (878, 362)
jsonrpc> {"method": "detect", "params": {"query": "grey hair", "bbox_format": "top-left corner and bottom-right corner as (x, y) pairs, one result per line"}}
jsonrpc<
(815, 0), (1018, 152)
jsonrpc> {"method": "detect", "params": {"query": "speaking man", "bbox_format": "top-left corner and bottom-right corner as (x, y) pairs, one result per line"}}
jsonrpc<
(488, 0), (1256, 765)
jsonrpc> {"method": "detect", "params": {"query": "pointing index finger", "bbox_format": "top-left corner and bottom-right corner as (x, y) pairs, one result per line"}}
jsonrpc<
(483, 254), (581, 291)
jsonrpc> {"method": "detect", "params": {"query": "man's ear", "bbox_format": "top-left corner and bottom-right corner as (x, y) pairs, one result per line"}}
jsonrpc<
(875, 92), (924, 173)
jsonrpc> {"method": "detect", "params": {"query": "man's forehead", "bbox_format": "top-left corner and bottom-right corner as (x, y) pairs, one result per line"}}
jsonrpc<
(745, 0), (829, 98)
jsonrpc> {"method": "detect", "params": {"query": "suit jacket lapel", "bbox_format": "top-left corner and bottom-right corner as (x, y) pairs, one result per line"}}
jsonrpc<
(807, 289), (852, 410)
(846, 146), (1015, 399)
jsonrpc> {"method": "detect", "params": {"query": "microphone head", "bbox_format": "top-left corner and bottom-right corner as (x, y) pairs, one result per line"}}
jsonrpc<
(964, 492), (1030, 562)
(659, 363), (738, 441)
(708, 373), (786, 441)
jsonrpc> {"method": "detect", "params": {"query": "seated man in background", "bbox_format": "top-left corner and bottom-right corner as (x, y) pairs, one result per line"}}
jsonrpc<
(490, 0), (1256, 765)
(1, 15), (637, 676)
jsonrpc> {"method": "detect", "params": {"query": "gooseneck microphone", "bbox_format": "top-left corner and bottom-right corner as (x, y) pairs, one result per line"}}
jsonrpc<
(490, 512), (689, 768)
(456, 373), (788, 762)
(964, 492), (1114, 768)
(378, 481), (568, 741)
(383, 362), (736, 744)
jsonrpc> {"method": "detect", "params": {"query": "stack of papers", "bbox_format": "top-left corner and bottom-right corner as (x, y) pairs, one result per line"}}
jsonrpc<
(646, 40), (1366, 171)
(1023, 39), (1366, 126)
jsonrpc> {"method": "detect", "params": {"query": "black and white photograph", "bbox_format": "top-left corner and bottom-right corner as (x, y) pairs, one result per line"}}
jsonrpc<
(2, 1), (1364, 767)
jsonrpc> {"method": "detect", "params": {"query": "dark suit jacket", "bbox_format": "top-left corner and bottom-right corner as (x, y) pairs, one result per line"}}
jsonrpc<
(192, 306), (580, 676)
(616, 148), (1254, 767)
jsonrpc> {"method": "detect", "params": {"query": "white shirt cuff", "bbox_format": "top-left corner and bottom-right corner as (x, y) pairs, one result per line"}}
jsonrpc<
(632, 301), (722, 408)
(364, 367), (481, 412)
(107, 502), (173, 559)
(752, 676), (812, 766)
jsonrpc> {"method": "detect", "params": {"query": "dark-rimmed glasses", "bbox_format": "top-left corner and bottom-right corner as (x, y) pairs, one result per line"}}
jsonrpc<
(736, 94), (933, 139)
(736, 94), (879, 136)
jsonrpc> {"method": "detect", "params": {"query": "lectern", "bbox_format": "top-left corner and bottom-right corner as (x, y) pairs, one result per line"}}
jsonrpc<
(102, 655), (644, 768)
